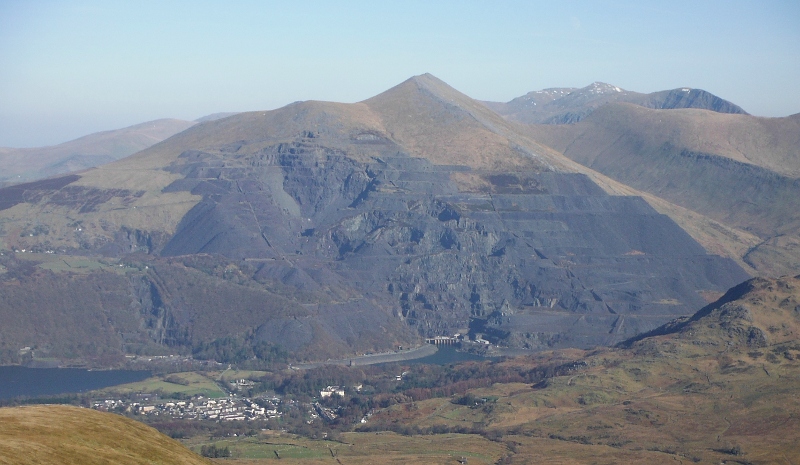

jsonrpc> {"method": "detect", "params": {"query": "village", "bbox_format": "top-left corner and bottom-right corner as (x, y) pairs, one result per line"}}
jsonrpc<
(89, 382), (373, 425)
(92, 394), (280, 422)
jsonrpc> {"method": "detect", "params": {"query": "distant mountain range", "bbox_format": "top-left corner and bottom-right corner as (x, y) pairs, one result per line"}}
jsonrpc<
(0, 74), (796, 367)
(482, 81), (748, 124)
(0, 119), (196, 186)
(0, 112), (242, 187)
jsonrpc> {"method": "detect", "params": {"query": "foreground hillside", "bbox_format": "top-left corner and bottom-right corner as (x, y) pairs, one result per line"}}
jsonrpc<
(0, 74), (749, 365)
(0, 405), (209, 465)
(0, 119), (196, 186)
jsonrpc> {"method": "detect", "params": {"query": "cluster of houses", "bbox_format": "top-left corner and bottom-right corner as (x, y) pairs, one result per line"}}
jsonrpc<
(89, 380), (381, 426)
(312, 402), (338, 422)
(92, 396), (281, 422)
(319, 385), (346, 398)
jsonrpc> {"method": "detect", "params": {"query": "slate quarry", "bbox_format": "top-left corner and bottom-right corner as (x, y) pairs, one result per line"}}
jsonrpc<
(154, 132), (747, 350)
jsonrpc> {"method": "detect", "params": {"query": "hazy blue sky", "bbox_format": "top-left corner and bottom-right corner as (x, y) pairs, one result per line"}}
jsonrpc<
(1, 0), (799, 147)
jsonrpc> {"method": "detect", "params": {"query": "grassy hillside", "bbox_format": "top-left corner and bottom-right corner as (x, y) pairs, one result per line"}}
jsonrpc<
(0, 405), (210, 465)
(363, 73), (567, 171)
(529, 103), (800, 179)
(524, 104), (800, 276)
(359, 275), (800, 464)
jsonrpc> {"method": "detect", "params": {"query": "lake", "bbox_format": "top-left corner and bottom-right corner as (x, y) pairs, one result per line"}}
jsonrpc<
(0, 347), (489, 399)
(0, 366), (150, 400)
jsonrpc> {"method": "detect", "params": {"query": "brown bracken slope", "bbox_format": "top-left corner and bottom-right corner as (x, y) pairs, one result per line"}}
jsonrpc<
(0, 405), (210, 465)
(361, 274), (800, 464)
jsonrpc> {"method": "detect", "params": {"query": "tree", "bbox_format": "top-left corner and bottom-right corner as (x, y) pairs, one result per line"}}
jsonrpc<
(200, 444), (231, 458)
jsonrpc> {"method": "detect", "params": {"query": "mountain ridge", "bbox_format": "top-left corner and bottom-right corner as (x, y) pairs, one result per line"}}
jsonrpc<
(0, 118), (197, 186)
(619, 274), (800, 348)
(519, 102), (800, 276)
(484, 82), (748, 125)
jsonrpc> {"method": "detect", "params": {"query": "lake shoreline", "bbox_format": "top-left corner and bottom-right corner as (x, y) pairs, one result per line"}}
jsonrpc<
(292, 344), (439, 369)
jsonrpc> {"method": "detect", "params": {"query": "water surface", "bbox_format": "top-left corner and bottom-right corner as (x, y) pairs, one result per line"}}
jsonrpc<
(0, 366), (150, 400)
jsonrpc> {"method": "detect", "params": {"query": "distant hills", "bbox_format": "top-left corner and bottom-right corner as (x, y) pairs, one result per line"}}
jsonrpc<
(0, 77), (794, 462)
(0, 112), (246, 187)
(482, 81), (748, 124)
(0, 119), (197, 186)
(0, 74), (762, 366)
(480, 81), (799, 276)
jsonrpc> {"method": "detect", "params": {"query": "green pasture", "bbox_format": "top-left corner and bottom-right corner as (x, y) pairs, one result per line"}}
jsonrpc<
(26, 253), (126, 274)
(97, 371), (228, 398)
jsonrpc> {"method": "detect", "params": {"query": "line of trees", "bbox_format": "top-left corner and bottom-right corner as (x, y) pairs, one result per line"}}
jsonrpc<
(200, 443), (230, 458)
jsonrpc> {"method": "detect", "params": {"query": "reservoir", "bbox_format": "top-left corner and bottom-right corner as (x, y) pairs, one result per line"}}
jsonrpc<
(0, 366), (150, 400)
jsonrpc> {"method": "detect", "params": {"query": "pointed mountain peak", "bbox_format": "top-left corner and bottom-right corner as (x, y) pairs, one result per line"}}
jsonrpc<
(407, 72), (445, 86)
(366, 73), (472, 109)
(363, 75), (567, 171)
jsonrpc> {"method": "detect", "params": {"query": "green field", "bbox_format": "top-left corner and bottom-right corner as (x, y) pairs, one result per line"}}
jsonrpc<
(98, 372), (228, 398)
(216, 369), (268, 382)
(187, 436), (329, 460)
(24, 253), (126, 274)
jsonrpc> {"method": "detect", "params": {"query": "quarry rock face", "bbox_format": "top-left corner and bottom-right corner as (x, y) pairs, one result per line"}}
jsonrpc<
(156, 131), (748, 350)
